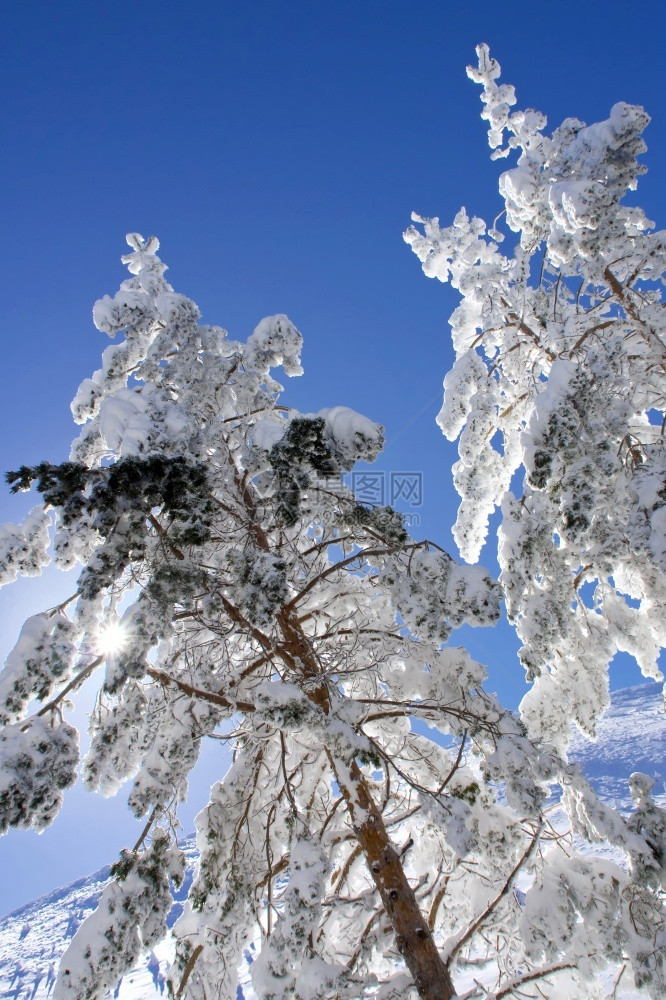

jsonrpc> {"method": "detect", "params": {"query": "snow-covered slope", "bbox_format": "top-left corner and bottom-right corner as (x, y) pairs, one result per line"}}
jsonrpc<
(568, 682), (665, 808)
(1, 683), (663, 1000)
(0, 838), (199, 999)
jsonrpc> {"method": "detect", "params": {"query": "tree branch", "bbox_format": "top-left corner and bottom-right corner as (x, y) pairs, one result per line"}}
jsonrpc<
(146, 666), (255, 714)
(446, 821), (543, 968)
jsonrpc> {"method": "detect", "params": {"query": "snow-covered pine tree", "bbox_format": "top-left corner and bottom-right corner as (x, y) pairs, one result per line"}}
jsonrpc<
(406, 45), (666, 748)
(0, 235), (663, 999)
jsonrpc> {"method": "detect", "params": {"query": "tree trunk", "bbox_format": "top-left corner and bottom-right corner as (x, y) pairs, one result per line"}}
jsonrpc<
(334, 756), (456, 1000)
(236, 464), (456, 998)
(278, 609), (456, 1000)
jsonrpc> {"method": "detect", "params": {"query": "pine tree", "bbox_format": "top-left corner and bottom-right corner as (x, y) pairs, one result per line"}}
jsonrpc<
(406, 44), (666, 749)
(0, 230), (663, 998)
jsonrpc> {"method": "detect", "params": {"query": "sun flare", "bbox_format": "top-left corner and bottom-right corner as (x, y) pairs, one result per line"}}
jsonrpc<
(97, 621), (129, 657)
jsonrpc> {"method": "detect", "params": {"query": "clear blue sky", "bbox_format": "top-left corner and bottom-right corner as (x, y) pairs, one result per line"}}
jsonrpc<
(1, 0), (664, 917)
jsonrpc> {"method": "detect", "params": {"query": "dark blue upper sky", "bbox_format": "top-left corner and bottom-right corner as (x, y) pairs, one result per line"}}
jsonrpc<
(1, 0), (665, 914)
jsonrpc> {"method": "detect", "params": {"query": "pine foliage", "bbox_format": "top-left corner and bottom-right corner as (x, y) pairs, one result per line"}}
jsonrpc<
(0, 53), (664, 994)
(406, 44), (666, 747)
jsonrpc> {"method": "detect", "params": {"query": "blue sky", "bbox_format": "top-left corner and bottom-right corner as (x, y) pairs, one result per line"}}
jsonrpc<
(1, 0), (665, 916)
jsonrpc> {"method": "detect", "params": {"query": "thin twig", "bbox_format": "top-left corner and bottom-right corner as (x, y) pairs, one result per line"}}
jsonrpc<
(446, 821), (543, 967)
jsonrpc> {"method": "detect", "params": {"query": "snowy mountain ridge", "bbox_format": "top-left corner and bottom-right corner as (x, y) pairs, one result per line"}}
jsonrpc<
(0, 838), (199, 1000)
(1, 683), (663, 1000)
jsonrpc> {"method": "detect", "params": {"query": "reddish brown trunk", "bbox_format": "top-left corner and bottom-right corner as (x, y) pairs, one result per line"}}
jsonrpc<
(334, 757), (456, 1000)
(238, 466), (456, 998)
(278, 609), (456, 1000)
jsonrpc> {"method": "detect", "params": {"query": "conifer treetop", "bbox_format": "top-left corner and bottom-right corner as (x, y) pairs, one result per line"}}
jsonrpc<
(0, 69), (664, 996)
(406, 44), (666, 749)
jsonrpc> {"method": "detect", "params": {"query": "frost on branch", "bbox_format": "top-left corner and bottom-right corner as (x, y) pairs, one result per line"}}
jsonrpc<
(0, 612), (78, 725)
(7, 456), (215, 598)
(626, 773), (666, 888)
(127, 692), (221, 819)
(0, 717), (78, 834)
(267, 409), (384, 525)
(250, 835), (342, 1000)
(3, 230), (662, 1000)
(382, 547), (501, 642)
(53, 831), (184, 1000)
(244, 313), (304, 386)
(227, 548), (288, 628)
(170, 747), (277, 1000)
(407, 43), (666, 747)
(0, 506), (51, 586)
(82, 681), (150, 796)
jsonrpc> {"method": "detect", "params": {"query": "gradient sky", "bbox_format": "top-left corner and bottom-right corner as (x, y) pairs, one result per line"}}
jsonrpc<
(1, 0), (664, 917)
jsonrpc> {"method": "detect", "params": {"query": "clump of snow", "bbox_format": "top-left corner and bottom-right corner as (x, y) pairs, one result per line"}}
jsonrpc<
(0, 717), (78, 835)
(244, 314), (304, 380)
(0, 507), (51, 587)
(0, 612), (79, 725)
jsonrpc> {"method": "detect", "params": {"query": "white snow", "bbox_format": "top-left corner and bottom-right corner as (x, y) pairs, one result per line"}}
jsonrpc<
(1, 682), (661, 999)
